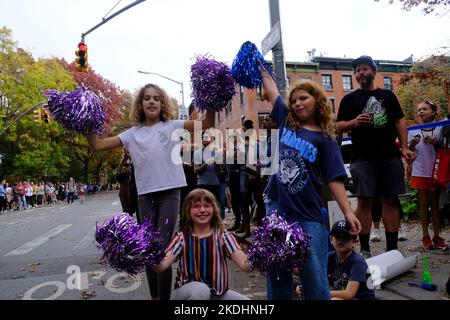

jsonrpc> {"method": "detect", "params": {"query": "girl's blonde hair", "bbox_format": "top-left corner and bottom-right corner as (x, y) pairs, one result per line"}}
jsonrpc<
(181, 188), (223, 234)
(129, 83), (176, 125)
(286, 80), (335, 136)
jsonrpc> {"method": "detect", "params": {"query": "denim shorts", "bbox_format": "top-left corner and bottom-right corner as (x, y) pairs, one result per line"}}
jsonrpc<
(265, 200), (330, 300)
(350, 157), (405, 197)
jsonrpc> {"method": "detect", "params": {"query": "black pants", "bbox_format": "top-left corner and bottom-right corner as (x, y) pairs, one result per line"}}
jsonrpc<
(138, 188), (180, 300)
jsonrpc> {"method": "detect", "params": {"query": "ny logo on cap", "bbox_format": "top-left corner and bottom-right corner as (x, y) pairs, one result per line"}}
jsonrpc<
(338, 221), (346, 228)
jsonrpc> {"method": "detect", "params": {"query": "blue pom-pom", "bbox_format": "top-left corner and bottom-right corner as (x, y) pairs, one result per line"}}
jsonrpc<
(231, 41), (272, 89)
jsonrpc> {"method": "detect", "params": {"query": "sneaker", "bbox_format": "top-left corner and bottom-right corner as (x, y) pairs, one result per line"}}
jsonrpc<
(370, 228), (381, 242)
(432, 236), (449, 251)
(360, 250), (372, 259)
(398, 226), (407, 241)
(422, 235), (434, 250)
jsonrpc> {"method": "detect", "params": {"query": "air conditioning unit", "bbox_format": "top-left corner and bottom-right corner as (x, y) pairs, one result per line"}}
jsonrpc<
(324, 84), (333, 90)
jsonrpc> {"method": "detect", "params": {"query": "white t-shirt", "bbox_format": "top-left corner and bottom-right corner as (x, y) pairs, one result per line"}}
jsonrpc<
(408, 126), (442, 178)
(119, 121), (187, 195)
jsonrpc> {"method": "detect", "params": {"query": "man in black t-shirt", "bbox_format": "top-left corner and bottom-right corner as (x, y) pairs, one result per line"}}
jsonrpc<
(336, 55), (415, 257)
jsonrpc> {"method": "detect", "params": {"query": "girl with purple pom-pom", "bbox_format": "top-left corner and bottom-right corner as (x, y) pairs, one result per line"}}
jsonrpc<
(260, 66), (361, 300)
(152, 188), (251, 300)
(86, 84), (215, 300)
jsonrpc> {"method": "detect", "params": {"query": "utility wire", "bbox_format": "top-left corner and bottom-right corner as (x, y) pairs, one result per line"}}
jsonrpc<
(103, 0), (123, 19)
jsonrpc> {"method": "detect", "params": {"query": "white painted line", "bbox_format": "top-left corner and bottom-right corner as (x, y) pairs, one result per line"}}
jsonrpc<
(73, 225), (96, 251)
(4, 224), (72, 256)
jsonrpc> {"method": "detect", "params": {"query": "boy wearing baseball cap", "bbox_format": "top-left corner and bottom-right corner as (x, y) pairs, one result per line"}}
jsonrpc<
(328, 220), (375, 300)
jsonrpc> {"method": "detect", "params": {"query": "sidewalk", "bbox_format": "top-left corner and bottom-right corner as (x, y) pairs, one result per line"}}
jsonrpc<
(223, 211), (450, 300)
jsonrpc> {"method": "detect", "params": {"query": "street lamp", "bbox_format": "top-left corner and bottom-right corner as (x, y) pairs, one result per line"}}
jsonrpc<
(137, 70), (187, 120)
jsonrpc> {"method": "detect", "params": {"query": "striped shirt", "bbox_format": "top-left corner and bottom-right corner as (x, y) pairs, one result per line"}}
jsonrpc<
(166, 228), (241, 295)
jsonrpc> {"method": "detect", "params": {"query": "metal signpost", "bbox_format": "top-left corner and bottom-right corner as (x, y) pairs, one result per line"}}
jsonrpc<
(264, 0), (288, 98)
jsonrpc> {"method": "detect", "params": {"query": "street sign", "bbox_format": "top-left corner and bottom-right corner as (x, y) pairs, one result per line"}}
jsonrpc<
(261, 21), (281, 57)
(179, 107), (188, 120)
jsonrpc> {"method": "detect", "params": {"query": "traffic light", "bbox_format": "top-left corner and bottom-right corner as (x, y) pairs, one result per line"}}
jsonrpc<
(33, 108), (42, 124)
(43, 108), (50, 124)
(75, 42), (88, 72)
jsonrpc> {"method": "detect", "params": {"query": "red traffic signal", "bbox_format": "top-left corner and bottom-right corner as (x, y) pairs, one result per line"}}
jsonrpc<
(75, 42), (88, 72)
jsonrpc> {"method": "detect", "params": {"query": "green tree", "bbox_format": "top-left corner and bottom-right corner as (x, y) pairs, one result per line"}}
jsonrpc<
(395, 55), (450, 121)
(0, 27), (76, 181)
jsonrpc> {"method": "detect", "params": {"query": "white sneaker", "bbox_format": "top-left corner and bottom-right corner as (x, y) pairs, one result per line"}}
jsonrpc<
(370, 228), (381, 242)
(398, 226), (407, 241)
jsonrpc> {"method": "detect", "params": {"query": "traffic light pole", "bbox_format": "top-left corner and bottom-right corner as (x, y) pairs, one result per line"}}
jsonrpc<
(0, 101), (45, 138)
(80, 0), (146, 42)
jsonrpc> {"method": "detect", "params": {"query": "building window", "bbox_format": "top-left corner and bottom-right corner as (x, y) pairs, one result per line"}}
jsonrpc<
(240, 86), (245, 106)
(329, 97), (335, 113)
(384, 77), (393, 90)
(322, 74), (333, 91)
(342, 75), (353, 91)
(225, 101), (232, 116)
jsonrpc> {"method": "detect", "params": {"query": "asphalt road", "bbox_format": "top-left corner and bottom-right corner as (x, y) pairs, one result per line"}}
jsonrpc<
(0, 192), (149, 300)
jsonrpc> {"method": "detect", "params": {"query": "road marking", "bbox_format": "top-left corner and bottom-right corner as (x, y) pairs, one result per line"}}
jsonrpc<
(73, 225), (97, 251)
(112, 201), (120, 206)
(4, 224), (72, 256)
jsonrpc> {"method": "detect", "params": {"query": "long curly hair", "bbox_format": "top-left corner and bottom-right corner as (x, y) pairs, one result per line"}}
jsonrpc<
(181, 188), (223, 234)
(129, 83), (177, 125)
(286, 80), (335, 136)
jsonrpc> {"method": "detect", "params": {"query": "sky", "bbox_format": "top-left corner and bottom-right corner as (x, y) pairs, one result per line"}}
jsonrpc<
(1, 0), (449, 106)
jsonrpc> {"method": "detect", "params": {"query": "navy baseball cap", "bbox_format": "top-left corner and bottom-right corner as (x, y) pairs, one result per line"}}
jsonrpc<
(330, 220), (357, 239)
(352, 55), (377, 71)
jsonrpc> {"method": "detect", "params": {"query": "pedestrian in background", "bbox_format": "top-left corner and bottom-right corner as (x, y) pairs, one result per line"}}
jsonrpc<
(336, 55), (415, 258)
(86, 83), (215, 300)
(260, 65), (361, 300)
(67, 177), (76, 204)
(408, 100), (447, 251)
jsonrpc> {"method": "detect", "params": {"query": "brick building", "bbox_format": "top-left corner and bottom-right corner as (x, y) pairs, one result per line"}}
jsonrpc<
(189, 56), (412, 135)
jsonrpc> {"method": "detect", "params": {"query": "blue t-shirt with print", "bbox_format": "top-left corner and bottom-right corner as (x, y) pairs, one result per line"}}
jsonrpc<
(265, 96), (347, 222)
(327, 250), (375, 300)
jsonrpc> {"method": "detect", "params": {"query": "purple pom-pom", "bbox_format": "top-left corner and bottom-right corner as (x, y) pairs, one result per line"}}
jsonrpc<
(44, 86), (105, 135)
(247, 211), (311, 275)
(95, 213), (165, 275)
(190, 55), (236, 112)
(231, 41), (273, 89)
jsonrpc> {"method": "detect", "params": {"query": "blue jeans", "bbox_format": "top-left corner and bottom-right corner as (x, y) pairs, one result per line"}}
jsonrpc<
(265, 200), (330, 300)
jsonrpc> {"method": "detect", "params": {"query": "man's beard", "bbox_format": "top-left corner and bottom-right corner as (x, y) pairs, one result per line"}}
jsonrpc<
(358, 74), (374, 89)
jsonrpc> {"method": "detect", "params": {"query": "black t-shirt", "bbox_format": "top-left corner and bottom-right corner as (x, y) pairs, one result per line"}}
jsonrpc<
(337, 89), (404, 160)
(328, 250), (375, 300)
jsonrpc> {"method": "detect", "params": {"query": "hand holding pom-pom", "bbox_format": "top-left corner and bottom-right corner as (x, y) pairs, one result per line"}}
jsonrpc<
(95, 213), (165, 275)
(44, 86), (105, 135)
(247, 211), (311, 275)
(190, 55), (236, 112)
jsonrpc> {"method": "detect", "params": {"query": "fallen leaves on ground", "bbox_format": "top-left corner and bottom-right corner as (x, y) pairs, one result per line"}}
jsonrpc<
(80, 290), (96, 299)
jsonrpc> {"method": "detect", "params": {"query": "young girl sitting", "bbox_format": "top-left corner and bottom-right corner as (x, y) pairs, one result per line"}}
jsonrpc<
(152, 188), (251, 300)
